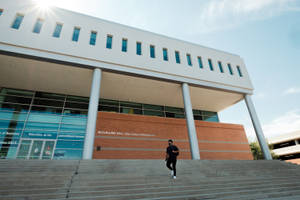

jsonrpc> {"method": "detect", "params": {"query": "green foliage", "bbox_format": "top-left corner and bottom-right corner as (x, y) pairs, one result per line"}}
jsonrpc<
(250, 141), (279, 160)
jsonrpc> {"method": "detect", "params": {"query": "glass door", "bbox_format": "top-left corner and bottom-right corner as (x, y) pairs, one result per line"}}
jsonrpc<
(16, 139), (55, 159)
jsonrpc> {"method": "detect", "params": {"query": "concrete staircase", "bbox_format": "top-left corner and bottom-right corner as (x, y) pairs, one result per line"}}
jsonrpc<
(1, 159), (300, 200)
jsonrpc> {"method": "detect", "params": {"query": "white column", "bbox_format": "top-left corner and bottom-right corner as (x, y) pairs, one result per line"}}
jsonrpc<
(83, 68), (102, 160)
(182, 83), (200, 160)
(244, 94), (272, 160)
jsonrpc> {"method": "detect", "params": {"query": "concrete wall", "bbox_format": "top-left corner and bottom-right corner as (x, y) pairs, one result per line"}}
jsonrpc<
(0, 0), (253, 93)
(93, 112), (253, 160)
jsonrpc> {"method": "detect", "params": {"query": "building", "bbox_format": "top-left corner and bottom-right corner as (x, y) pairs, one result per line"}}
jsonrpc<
(269, 131), (300, 164)
(0, 0), (272, 160)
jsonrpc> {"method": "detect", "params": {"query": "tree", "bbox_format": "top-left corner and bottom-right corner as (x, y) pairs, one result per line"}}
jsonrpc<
(250, 141), (279, 160)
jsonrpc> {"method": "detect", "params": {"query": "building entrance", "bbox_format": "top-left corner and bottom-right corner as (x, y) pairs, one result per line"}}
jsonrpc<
(16, 139), (55, 160)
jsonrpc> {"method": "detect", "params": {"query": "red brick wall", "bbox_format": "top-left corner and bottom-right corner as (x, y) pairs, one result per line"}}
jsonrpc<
(93, 112), (253, 160)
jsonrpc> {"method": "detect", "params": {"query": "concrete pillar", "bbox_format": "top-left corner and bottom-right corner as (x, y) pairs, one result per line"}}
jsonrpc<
(244, 94), (272, 160)
(182, 83), (200, 160)
(83, 68), (102, 160)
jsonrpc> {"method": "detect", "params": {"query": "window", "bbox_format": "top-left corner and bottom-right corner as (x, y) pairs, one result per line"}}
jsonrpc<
(106, 35), (112, 49)
(150, 45), (155, 58)
(175, 51), (180, 64)
(122, 38), (127, 52)
(11, 14), (24, 29)
(208, 59), (214, 71)
(72, 27), (80, 42)
(33, 18), (43, 34)
(237, 65), (243, 77)
(136, 42), (142, 55)
(187, 54), (192, 66)
(89, 31), (97, 45)
(218, 61), (224, 73)
(53, 23), (62, 38)
(163, 48), (168, 61)
(0, 9), (3, 16)
(197, 57), (203, 68)
(227, 63), (233, 75)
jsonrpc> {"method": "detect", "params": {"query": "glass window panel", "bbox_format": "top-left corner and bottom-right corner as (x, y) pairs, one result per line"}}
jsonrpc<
(25, 121), (59, 131)
(0, 88), (33, 97)
(143, 104), (164, 111)
(136, 42), (142, 55)
(208, 59), (214, 71)
(99, 105), (119, 113)
(33, 18), (43, 33)
(12, 14), (24, 29)
(5, 147), (18, 159)
(90, 31), (97, 45)
(22, 130), (57, 139)
(228, 63), (233, 75)
(175, 51), (180, 64)
(0, 103), (29, 113)
(16, 140), (31, 159)
(143, 110), (164, 117)
(53, 23), (62, 38)
(65, 102), (88, 109)
(66, 95), (89, 103)
(29, 140), (43, 159)
(28, 113), (61, 123)
(122, 39), (127, 52)
(120, 102), (142, 109)
(1, 95), (32, 104)
(58, 132), (85, 140)
(106, 35), (112, 49)
(63, 109), (88, 117)
(237, 66), (243, 77)
(0, 111), (27, 121)
(31, 106), (62, 115)
(150, 45), (155, 58)
(0, 130), (21, 150)
(198, 57), (203, 69)
(33, 98), (64, 107)
(0, 120), (25, 130)
(99, 99), (119, 106)
(203, 116), (219, 122)
(202, 111), (217, 116)
(194, 115), (203, 120)
(72, 27), (80, 42)
(192, 110), (201, 115)
(218, 61), (224, 73)
(61, 116), (87, 125)
(54, 149), (82, 160)
(56, 140), (84, 149)
(121, 108), (142, 115)
(35, 92), (65, 100)
(60, 124), (86, 133)
(163, 48), (168, 61)
(187, 54), (192, 66)
(42, 141), (55, 159)
(165, 106), (184, 113)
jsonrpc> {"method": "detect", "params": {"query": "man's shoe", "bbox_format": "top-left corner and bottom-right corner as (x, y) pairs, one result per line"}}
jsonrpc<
(173, 176), (176, 179)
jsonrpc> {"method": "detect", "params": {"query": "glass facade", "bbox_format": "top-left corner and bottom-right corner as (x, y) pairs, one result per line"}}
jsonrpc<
(163, 48), (168, 61)
(208, 59), (214, 71)
(53, 23), (62, 38)
(136, 42), (142, 55)
(228, 63), (233, 75)
(90, 31), (97, 45)
(150, 45), (155, 58)
(106, 35), (112, 49)
(175, 51), (180, 64)
(198, 57), (203, 69)
(218, 61), (224, 73)
(11, 14), (24, 29)
(122, 39), (127, 52)
(0, 87), (219, 160)
(72, 27), (80, 42)
(33, 19), (43, 34)
(0, 88), (87, 160)
(187, 54), (192, 66)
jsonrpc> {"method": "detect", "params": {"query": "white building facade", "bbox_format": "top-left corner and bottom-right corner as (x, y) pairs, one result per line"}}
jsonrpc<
(0, 0), (272, 160)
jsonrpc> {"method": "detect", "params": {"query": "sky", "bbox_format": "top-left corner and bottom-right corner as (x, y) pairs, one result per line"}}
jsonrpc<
(36, 0), (300, 142)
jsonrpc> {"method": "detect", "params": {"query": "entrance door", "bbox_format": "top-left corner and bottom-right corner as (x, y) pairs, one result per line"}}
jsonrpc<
(16, 139), (55, 159)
